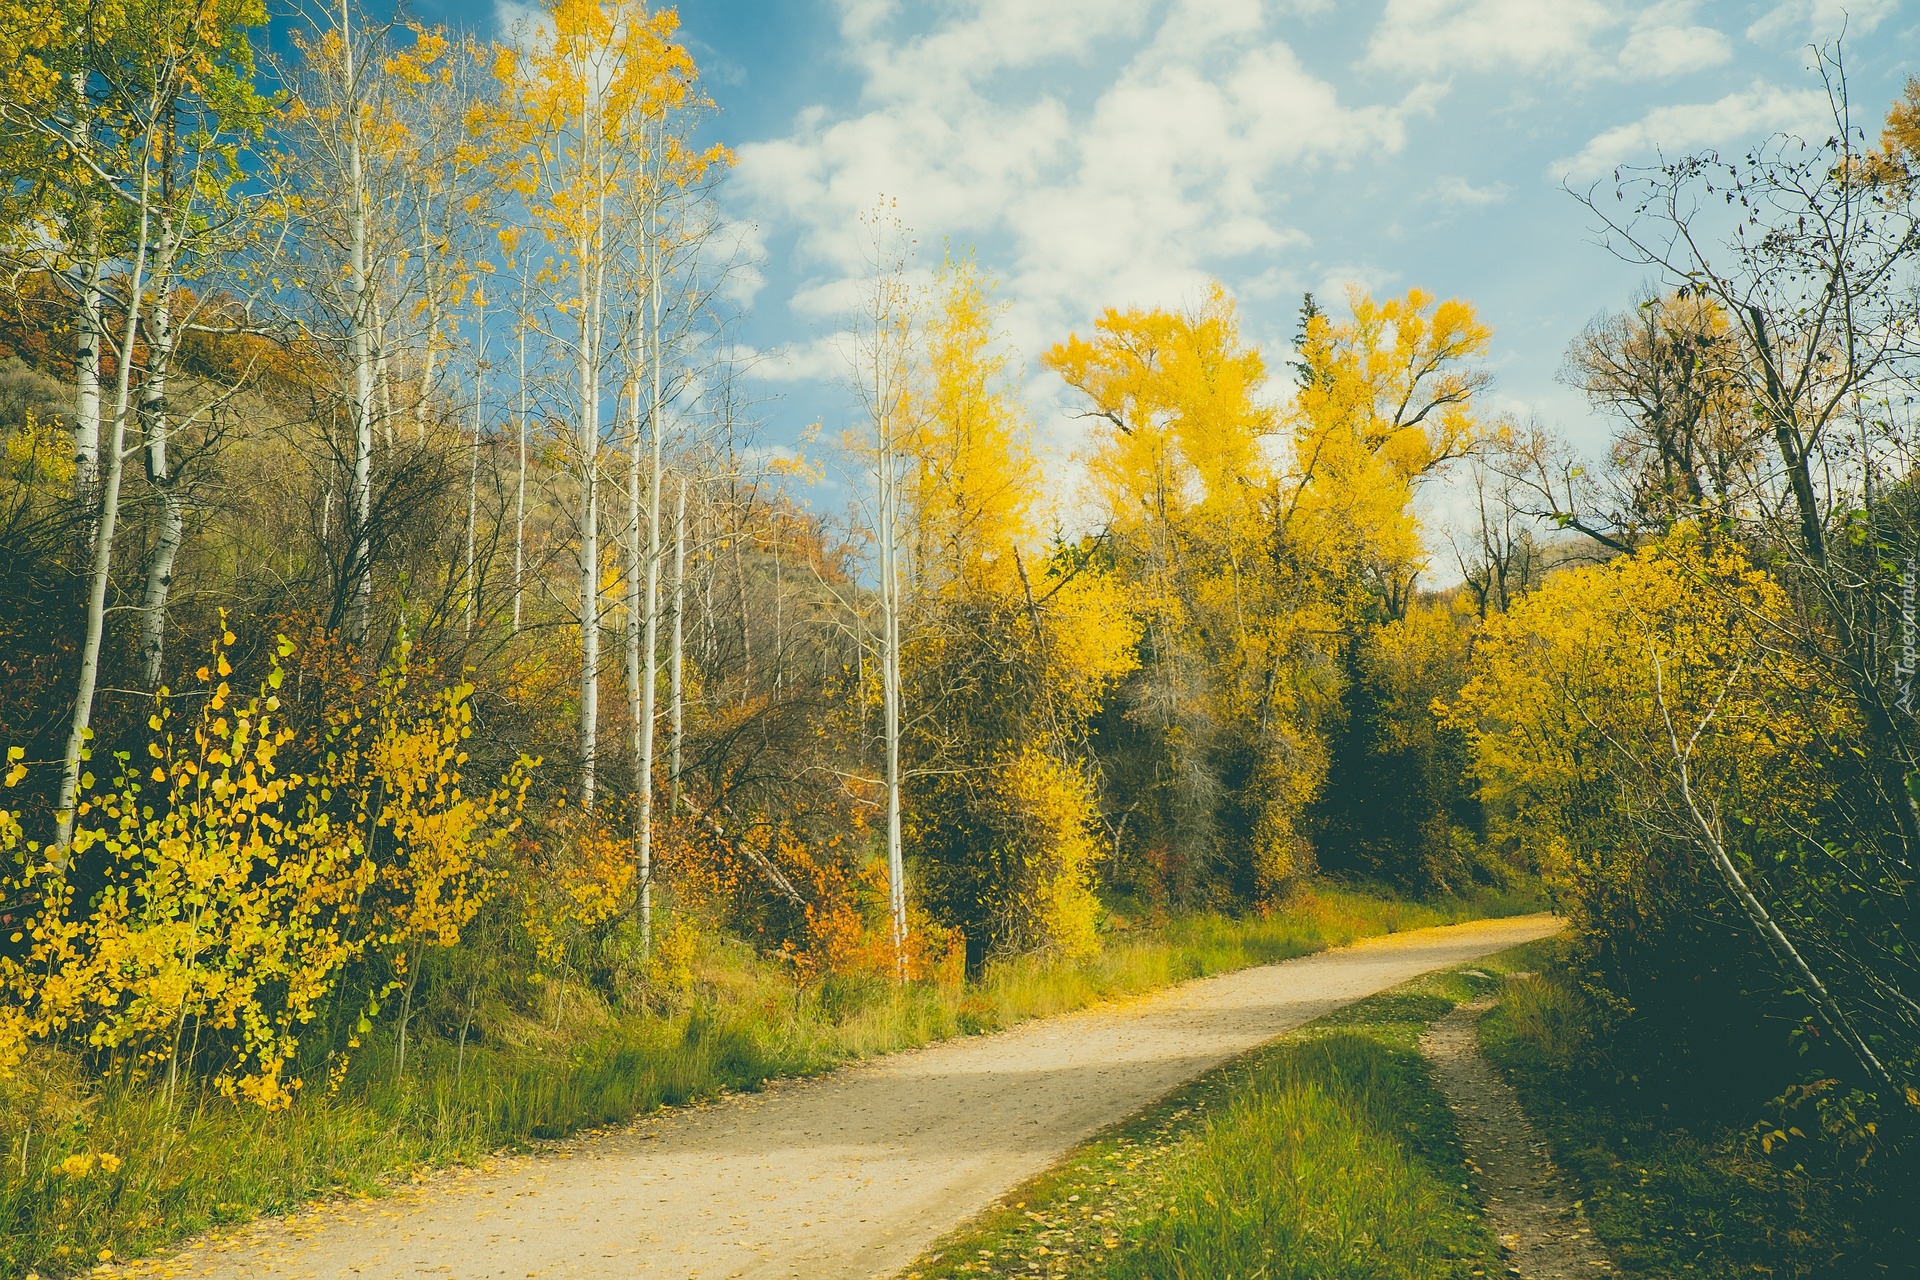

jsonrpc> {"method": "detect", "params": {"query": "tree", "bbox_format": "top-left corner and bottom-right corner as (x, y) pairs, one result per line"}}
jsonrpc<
(1558, 54), (1920, 1095)
(0, 0), (272, 852)
(491, 0), (697, 810)
(848, 206), (915, 973)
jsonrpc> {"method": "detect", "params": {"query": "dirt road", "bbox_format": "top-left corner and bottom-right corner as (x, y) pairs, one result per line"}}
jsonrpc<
(127, 914), (1559, 1280)
(1423, 999), (1617, 1278)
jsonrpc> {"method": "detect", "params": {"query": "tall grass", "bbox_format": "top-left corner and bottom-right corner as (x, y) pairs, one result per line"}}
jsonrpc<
(1104, 1034), (1486, 1280)
(0, 885), (1530, 1277)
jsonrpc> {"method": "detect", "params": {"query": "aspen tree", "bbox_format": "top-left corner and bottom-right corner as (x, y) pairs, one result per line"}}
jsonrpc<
(850, 208), (916, 974)
(464, 284), (487, 638)
(11, 0), (271, 851)
(492, 0), (686, 807)
(670, 475), (687, 816)
(282, 10), (453, 646)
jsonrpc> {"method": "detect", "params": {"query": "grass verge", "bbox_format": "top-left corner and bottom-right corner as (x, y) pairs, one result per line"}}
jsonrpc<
(905, 945), (1543, 1280)
(1478, 941), (1919, 1280)
(1, 884), (1535, 1278)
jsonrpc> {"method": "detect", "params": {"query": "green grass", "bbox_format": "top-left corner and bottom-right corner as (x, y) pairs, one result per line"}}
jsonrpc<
(906, 947), (1543, 1280)
(0, 884), (1535, 1278)
(1478, 944), (1919, 1280)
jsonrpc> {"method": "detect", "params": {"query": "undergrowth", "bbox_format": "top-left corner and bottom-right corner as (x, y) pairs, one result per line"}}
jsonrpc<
(1479, 941), (1920, 1280)
(0, 884), (1533, 1277)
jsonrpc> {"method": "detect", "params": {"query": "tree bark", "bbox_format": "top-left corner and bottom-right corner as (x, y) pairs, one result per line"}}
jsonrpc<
(55, 160), (156, 856)
(344, 0), (377, 652)
(670, 475), (686, 817)
(137, 272), (182, 690)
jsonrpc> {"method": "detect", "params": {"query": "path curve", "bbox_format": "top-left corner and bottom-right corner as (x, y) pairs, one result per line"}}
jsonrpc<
(127, 914), (1560, 1280)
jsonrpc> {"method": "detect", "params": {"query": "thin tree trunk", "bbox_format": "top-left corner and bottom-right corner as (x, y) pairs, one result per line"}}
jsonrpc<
(73, 220), (102, 522)
(415, 204), (442, 443)
(373, 290), (394, 449)
(464, 290), (485, 639)
(880, 452), (906, 976)
(514, 324), (527, 633)
(632, 190), (664, 955)
(55, 159), (156, 856)
(344, 0), (377, 651)
(137, 269), (182, 690)
(577, 264), (600, 810)
(670, 476), (686, 817)
(576, 123), (607, 811)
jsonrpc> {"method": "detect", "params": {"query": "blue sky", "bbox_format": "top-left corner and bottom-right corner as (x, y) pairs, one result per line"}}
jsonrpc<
(415, 0), (1918, 546)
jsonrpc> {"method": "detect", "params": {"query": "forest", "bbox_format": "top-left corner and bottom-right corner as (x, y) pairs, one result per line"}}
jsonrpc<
(3, 0), (1920, 1275)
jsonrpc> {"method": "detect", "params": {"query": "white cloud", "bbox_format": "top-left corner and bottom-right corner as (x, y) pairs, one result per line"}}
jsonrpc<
(1553, 83), (1830, 179)
(1620, 4), (1734, 77)
(732, 0), (1411, 403)
(1746, 0), (1901, 43)
(1367, 0), (1737, 80)
(1432, 175), (1512, 206)
(1367, 0), (1618, 75)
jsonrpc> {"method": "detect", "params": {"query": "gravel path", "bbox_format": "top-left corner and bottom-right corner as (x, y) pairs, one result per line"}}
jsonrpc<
(1422, 998), (1617, 1279)
(119, 914), (1559, 1280)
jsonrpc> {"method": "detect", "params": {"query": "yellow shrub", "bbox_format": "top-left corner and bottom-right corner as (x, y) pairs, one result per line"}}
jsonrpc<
(0, 623), (531, 1106)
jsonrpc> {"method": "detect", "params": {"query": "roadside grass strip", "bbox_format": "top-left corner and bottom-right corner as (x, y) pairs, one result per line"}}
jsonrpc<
(906, 952), (1541, 1280)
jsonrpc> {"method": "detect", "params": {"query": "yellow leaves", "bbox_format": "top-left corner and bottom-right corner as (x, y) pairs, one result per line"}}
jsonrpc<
(4, 747), (23, 789)
(910, 255), (1038, 600)
(1882, 75), (1920, 165)
(0, 625), (532, 1106)
(1288, 288), (1488, 593)
(1048, 285), (1274, 541)
(1451, 526), (1842, 913)
(999, 749), (1104, 960)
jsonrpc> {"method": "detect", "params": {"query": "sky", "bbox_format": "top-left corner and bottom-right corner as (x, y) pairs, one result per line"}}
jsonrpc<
(409, 0), (1919, 555)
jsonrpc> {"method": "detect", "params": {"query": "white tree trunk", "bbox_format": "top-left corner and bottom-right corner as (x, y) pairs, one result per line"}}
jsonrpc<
(879, 445), (906, 976)
(464, 291), (485, 638)
(137, 270), (182, 690)
(73, 236), (102, 516)
(68, 69), (102, 522)
(577, 255), (601, 811)
(343, 0), (377, 651)
(514, 324), (527, 634)
(670, 476), (686, 817)
(630, 198), (664, 955)
(55, 162), (156, 856)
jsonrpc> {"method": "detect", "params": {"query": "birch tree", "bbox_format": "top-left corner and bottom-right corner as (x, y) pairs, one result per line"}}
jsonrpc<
(493, 0), (698, 809)
(849, 208), (917, 974)
(0, 0), (271, 850)
(282, 9), (453, 646)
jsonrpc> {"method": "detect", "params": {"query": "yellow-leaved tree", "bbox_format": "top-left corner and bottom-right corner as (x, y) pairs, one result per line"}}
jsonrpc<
(1446, 527), (1893, 1081)
(1289, 288), (1490, 890)
(905, 257), (1138, 963)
